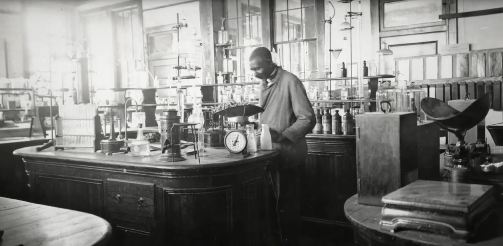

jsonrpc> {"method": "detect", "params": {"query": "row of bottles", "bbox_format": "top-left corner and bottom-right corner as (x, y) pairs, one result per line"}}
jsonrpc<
(313, 108), (355, 135)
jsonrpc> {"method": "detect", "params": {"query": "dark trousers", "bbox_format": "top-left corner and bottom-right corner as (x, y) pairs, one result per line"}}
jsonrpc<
(272, 164), (301, 246)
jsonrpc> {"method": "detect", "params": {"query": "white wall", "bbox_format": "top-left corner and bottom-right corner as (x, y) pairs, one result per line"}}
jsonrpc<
(458, 0), (503, 50)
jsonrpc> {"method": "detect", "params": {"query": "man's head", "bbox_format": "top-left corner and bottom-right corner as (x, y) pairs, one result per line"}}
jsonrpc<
(249, 47), (276, 80)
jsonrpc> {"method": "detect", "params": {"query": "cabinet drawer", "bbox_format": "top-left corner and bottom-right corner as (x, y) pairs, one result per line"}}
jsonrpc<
(105, 179), (155, 233)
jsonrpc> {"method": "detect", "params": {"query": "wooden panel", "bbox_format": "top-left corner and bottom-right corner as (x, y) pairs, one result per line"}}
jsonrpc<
(451, 82), (459, 100)
(467, 82), (476, 99)
(459, 82), (467, 99)
(34, 175), (104, 216)
(440, 55), (453, 79)
(485, 82), (494, 109)
(477, 53), (486, 77)
(238, 178), (270, 245)
(493, 81), (502, 110)
(105, 179), (155, 233)
(444, 83), (451, 102)
(477, 82), (486, 99)
(302, 149), (356, 223)
(425, 56), (438, 80)
(397, 59), (410, 81)
(435, 84), (444, 102)
(469, 53), (478, 77)
(455, 53), (469, 78)
(417, 123), (440, 180)
(162, 186), (233, 245)
(411, 58), (424, 81)
(488, 51), (503, 77)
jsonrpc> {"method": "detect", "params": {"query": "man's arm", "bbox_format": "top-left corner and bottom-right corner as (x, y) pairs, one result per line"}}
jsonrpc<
(280, 77), (316, 143)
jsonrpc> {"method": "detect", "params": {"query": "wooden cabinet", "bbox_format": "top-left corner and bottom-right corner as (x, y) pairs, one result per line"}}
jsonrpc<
(0, 138), (47, 200)
(301, 134), (357, 244)
(16, 147), (278, 246)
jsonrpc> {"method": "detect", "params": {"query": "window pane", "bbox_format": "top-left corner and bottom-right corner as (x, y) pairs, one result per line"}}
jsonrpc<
(238, 16), (246, 45)
(227, 18), (238, 45)
(289, 0), (301, 9)
(303, 6), (316, 39)
(278, 43), (291, 71)
(275, 11), (288, 42)
(240, 0), (248, 17)
(290, 42), (302, 76)
(226, 0), (238, 19)
(249, 14), (262, 44)
(302, 0), (315, 7)
(288, 8), (302, 41)
(276, 0), (287, 11)
(249, 0), (261, 16)
(305, 41), (318, 77)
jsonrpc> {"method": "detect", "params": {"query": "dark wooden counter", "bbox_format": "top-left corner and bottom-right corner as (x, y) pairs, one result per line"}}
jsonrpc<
(0, 137), (48, 200)
(301, 134), (357, 244)
(13, 147), (280, 246)
(344, 194), (503, 246)
(0, 196), (111, 246)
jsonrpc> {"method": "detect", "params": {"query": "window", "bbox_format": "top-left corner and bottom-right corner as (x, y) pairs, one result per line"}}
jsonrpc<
(224, 0), (264, 81)
(82, 4), (144, 90)
(274, 0), (319, 78)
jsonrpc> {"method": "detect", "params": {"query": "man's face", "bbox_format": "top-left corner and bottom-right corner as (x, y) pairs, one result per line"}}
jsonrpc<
(250, 58), (273, 80)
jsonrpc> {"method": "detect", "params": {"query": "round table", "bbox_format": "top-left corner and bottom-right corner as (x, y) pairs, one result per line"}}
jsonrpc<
(344, 194), (503, 246)
(0, 196), (111, 246)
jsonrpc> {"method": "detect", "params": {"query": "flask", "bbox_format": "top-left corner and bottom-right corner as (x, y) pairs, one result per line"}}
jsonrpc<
(363, 60), (368, 77)
(260, 124), (272, 150)
(246, 124), (257, 153)
(322, 108), (332, 134)
(313, 108), (322, 134)
(334, 110), (342, 135)
(341, 62), (347, 77)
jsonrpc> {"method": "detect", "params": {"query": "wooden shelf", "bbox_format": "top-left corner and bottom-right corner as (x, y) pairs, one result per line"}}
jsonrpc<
(363, 75), (395, 79)
(301, 77), (358, 82)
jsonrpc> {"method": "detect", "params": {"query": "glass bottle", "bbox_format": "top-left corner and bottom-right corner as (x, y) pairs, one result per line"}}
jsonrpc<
(322, 108), (332, 134)
(363, 60), (369, 77)
(341, 62), (347, 77)
(260, 124), (272, 150)
(246, 124), (257, 153)
(334, 110), (342, 135)
(343, 109), (354, 135)
(313, 108), (322, 134)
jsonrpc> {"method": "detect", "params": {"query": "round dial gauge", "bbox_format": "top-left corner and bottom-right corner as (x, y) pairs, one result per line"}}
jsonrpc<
(224, 131), (247, 154)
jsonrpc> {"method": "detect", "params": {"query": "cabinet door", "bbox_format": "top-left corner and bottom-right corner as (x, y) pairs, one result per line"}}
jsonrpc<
(161, 186), (233, 246)
(32, 174), (104, 216)
(302, 151), (356, 224)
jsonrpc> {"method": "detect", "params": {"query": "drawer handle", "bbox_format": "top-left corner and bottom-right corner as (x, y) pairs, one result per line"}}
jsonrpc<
(137, 197), (145, 209)
(114, 194), (121, 202)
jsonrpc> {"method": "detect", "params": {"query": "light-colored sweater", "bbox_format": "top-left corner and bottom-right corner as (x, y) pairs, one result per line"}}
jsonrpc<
(259, 67), (315, 167)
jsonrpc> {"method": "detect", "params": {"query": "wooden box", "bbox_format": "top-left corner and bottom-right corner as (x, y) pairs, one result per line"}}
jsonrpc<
(355, 112), (418, 206)
(380, 180), (495, 240)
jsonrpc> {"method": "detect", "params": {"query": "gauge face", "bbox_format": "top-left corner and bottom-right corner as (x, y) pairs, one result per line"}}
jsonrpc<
(224, 131), (247, 154)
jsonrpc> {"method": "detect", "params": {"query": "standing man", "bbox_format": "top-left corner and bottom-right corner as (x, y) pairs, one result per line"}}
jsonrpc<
(249, 47), (315, 245)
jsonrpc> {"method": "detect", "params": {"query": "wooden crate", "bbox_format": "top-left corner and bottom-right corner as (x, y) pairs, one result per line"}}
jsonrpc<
(355, 112), (418, 206)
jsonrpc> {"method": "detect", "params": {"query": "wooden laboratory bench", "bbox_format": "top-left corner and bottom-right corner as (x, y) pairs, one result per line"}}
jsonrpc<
(13, 146), (280, 246)
(0, 137), (48, 200)
(0, 196), (111, 246)
(344, 194), (503, 246)
(301, 134), (357, 244)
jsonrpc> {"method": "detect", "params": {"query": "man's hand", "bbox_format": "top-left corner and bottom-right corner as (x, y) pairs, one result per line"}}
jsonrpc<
(270, 129), (289, 143)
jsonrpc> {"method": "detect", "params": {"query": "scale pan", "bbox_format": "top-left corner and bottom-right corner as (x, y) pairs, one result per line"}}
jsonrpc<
(214, 104), (264, 118)
(421, 94), (490, 131)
